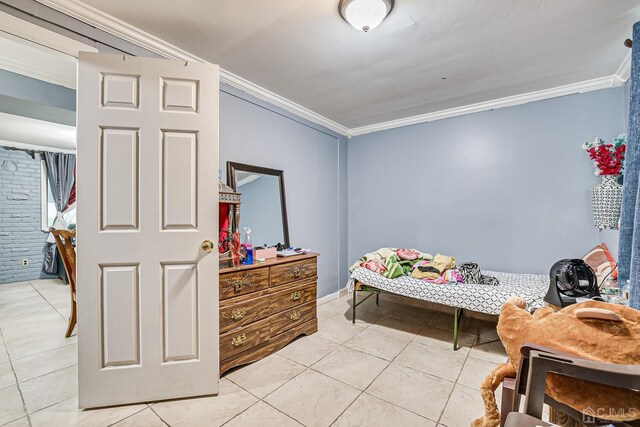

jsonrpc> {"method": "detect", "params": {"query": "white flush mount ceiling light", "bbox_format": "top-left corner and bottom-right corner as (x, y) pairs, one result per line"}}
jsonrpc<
(339, 0), (394, 33)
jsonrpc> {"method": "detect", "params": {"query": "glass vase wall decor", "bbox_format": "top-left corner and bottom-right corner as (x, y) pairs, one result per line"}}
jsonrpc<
(592, 175), (623, 229)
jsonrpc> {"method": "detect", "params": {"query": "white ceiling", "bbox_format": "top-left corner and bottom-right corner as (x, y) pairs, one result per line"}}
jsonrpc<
(51, 0), (640, 129)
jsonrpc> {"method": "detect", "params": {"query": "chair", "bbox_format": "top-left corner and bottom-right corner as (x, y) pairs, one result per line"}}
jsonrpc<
(49, 228), (77, 338)
(503, 346), (640, 427)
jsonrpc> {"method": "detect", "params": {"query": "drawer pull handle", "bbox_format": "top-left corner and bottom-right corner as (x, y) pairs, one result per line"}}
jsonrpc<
(287, 264), (308, 280)
(290, 291), (302, 301)
(290, 310), (301, 321)
(231, 333), (247, 347)
(231, 308), (246, 320)
(222, 274), (254, 294)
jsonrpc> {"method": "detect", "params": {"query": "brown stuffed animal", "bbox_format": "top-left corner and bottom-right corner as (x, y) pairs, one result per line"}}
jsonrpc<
(472, 297), (640, 427)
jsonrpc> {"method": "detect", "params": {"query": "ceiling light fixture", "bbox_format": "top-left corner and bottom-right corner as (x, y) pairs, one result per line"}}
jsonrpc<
(339, 0), (394, 33)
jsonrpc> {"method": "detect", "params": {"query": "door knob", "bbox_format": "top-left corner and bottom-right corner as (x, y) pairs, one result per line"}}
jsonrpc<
(201, 240), (214, 253)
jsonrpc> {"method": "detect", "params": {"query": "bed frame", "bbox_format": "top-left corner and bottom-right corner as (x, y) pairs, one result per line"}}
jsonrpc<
(352, 281), (465, 351)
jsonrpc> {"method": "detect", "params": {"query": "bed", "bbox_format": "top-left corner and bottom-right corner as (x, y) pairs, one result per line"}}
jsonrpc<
(348, 266), (550, 350)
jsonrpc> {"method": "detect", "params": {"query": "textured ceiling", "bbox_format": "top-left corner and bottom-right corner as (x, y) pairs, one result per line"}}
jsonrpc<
(79, 0), (639, 128)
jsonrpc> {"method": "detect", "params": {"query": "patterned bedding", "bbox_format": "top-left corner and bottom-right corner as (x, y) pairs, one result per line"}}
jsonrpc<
(348, 267), (549, 315)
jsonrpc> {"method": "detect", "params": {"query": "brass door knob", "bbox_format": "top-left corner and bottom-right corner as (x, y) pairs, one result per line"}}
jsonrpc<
(201, 240), (214, 253)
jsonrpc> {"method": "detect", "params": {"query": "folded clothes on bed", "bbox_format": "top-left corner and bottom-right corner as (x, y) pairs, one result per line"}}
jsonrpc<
(458, 262), (500, 286)
(351, 247), (500, 285)
(349, 247), (432, 279)
(411, 254), (456, 280)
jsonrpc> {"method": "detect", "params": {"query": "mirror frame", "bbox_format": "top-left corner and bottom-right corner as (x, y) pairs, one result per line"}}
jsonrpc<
(226, 161), (290, 248)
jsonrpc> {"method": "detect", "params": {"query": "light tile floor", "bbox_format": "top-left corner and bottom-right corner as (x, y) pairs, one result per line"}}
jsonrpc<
(0, 279), (515, 427)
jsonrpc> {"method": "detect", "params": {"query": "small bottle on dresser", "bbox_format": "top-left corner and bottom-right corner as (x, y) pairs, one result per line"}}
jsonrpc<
(241, 227), (253, 265)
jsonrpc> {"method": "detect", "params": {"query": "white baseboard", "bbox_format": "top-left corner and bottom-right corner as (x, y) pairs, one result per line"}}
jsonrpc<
(317, 287), (346, 305)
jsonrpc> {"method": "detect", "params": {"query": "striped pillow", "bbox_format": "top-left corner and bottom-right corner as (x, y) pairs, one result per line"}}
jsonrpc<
(582, 243), (617, 286)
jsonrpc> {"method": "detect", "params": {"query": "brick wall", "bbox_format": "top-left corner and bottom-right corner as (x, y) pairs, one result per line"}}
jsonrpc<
(0, 149), (53, 284)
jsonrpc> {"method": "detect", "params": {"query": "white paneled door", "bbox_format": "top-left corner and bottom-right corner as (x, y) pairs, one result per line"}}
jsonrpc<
(77, 53), (219, 408)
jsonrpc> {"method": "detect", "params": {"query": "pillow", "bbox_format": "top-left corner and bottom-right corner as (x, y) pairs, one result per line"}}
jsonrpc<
(582, 243), (617, 286)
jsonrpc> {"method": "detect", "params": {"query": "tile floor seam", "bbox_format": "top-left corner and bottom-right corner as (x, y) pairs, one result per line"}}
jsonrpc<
(218, 400), (261, 427)
(103, 404), (156, 427)
(0, 329), (33, 427)
(19, 364), (78, 393)
(435, 325), (478, 426)
(260, 400), (306, 426)
(327, 389), (364, 425)
(265, 366), (363, 427)
(23, 393), (76, 417)
(323, 358), (374, 427)
(223, 376), (264, 401)
(391, 323), (473, 384)
(15, 358), (78, 385)
(364, 390), (440, 424)
(252, 365), (316, 403)
(26, 396), (75, 419)
(467, 339), (503, 362)
(331, 360), (436, 426)
(360, 363), (446, 424)
(309, 343), (391, 389)
(259, 366), (314, 425)
(147, 404), (171, 426)
(240, 339), (357, 405)
(274, 335), (342, 368)
(28, 281), (67, 322)
(7, 341), (76, 364)
(392, 326), (425, 361)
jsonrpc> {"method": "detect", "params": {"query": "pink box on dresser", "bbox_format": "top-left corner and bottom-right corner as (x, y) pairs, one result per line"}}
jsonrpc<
(255, 247), (277, 259)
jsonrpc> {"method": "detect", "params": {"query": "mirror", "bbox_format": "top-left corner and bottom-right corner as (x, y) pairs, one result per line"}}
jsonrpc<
(227, 162), (290, 248)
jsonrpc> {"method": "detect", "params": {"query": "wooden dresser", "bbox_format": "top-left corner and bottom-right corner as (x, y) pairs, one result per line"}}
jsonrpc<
(219, 253), (319, 374)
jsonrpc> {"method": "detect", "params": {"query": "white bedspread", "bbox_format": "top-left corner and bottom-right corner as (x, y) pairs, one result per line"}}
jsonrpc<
(348, 267), (549, 315)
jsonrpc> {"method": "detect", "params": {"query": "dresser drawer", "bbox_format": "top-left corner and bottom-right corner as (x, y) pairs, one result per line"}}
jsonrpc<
(270, 301), (316, 336)
(270, 281), (316, 315)
(220, 293), (271, 334)
(220, 268), (269, 300)
(270, 259), (317, 287)
(220, 317), (271, 361)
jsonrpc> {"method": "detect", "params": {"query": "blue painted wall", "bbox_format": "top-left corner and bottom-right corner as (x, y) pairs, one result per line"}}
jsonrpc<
(219, 84), (348, 298)
(0, 69), (76, 126)
(0, 69), (75, 111)
(348, 87), (627, 274)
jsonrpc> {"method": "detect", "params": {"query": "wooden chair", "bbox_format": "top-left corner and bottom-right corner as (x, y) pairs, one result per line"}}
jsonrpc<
(502, 344), (640, 427)
(49, 228), (77, 338)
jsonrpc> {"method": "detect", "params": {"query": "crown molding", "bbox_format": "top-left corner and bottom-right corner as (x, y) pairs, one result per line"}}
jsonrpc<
(218, 69), (349, 136)
(348, 74), (624, 137)
(615, 51), (632, 84)
(35, 0), (350, 136)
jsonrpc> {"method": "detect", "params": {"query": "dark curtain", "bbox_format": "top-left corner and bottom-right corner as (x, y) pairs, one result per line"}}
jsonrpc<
(63, 165), (76, 212)
(42, 152), (76, 275)
(618, 21), (640, 309)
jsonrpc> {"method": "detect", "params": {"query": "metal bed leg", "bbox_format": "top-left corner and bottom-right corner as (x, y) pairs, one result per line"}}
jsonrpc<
(352, 285), (357, 325)
(453, 308), (463, 351)
(376, 292), (379, 306)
